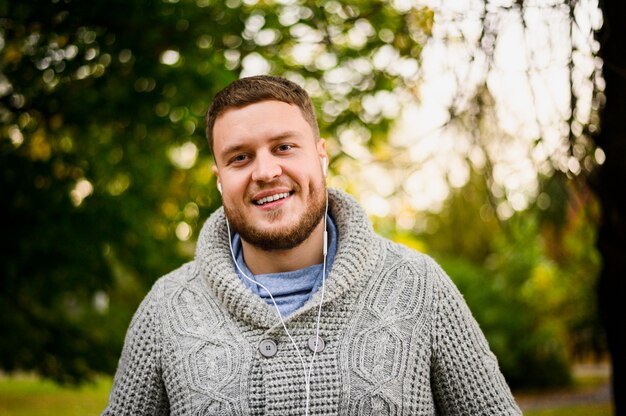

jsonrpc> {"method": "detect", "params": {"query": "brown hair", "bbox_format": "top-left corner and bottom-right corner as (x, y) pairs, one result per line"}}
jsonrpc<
(205, 75), (320, 154)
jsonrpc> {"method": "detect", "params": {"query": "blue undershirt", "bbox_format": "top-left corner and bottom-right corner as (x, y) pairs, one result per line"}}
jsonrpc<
(231, 215), (338, 316)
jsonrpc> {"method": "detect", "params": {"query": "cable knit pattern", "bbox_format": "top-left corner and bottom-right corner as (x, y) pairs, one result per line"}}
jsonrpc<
(103, 189), (522, 415)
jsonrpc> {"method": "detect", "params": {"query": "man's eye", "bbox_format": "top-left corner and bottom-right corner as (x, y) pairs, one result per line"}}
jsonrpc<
(277, 144), (293, 152)
(231, 154), (248, 163)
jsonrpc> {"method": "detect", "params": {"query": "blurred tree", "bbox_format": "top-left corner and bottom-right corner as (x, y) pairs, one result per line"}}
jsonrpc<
(0, 0), (431, 382)
(455, 0), (623, 406)
(401, 0), (621, 403)
(423, 171), (601, 388)
(340, 0), (608, 393)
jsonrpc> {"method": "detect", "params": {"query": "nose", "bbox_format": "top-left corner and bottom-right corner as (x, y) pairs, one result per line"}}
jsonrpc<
(251, 153), (282, 182)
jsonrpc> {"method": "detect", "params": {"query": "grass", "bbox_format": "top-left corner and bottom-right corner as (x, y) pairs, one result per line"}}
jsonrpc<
(515, 364), (613, 416)
(0, 375), (112, 416)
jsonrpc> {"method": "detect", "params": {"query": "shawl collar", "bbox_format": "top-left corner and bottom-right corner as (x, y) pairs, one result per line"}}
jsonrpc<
(194, 188), (381, 329)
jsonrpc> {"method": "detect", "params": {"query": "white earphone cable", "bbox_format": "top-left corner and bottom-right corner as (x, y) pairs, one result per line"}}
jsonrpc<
(225, 192), (329, 416)
(305, 194), (328, 415)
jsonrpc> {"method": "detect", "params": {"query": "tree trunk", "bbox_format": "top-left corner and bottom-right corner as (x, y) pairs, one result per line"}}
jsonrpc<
(592, 1), (626, 414)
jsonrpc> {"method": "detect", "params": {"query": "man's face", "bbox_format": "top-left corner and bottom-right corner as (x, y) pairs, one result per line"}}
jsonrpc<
(212, 100), (327, 251)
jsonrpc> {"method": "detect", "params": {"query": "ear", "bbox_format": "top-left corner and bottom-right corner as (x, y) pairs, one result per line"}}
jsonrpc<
(317, 139), (327, 163)
(317, 138), (327, 159)
(212, 164), (222, 194)
(317, 139), (328, 176)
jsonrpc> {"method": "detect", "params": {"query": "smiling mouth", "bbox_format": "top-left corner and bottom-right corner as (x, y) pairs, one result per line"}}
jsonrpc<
(253, 192), (292, 206)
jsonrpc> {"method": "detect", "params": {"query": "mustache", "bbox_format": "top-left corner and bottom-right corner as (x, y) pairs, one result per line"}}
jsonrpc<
(246, 180), (300, 199)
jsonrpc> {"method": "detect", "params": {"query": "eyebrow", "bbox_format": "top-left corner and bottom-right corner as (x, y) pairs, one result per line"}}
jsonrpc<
(219, 130), (301, 160)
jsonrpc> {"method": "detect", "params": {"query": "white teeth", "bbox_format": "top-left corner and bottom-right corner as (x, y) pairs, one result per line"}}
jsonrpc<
(255, 192), (290, 205)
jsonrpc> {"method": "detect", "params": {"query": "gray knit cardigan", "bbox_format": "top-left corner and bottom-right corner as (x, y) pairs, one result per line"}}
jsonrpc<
(103, 189), (522, 415)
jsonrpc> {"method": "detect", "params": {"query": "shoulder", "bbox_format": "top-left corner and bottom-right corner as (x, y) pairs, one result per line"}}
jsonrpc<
(375, 236), (463, 302)
(159, 261), (198, 284)
(364, 236), (445, 312)
(131, 261), (200, 320)
(148, 261), (199, 295)
(377, 236), (441, 280)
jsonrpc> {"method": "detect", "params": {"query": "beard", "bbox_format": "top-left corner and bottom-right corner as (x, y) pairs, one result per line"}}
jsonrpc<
(223, 180), (327, 252)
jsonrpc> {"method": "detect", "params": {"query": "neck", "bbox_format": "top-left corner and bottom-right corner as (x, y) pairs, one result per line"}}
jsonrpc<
(241, 219), (326, 275)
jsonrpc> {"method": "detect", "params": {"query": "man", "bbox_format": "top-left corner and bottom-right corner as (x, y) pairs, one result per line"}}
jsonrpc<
(103, 75), (521, 415)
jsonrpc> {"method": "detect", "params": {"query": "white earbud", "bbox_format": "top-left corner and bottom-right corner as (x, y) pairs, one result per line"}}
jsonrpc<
(321, 157), (328, 177)
(217, 182), (222, 194)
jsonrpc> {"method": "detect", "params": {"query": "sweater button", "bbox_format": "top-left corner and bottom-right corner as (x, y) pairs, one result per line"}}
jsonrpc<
(308, 335), (325, 353)
(259, 339), (278, 357)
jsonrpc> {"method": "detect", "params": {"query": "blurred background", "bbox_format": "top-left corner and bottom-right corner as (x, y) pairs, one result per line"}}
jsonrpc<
(1, 0), (624, 415)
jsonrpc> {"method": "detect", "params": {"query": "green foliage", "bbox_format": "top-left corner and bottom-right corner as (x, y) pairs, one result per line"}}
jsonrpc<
(0, 0), (432, 382)
(438, 255), (572, 388)
(426, 173), (601, 388)
(389, 231), (576, 390)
